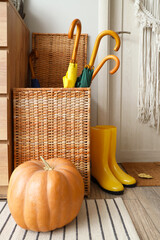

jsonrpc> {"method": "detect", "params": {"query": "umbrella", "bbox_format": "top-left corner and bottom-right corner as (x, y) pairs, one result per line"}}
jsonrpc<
(76, 55), (120, 87)
(75, 66), (94, 87)
(75, 30), (120, 87)
(63, 19), (81, 88)
(29, 50), (40, 88)
(91, 55), (120, 81)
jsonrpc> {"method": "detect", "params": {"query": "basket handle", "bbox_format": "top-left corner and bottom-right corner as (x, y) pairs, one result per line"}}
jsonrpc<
(68, 19), (82, 64)
(91, 55), (120, 81)
(88, 30), (120, 69)
(29, 50), (38, 79)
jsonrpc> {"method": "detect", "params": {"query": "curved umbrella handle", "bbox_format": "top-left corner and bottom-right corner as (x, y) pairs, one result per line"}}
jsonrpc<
(91, 55), (120, 81)
(89, 30), (120, 69)
(29, 50), (38, 79)
(68, 19), (81, 63)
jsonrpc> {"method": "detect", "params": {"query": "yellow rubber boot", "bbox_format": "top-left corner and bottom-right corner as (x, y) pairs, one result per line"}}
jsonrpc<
(91, 126), (124, 194)
(107, 126), (136, 187)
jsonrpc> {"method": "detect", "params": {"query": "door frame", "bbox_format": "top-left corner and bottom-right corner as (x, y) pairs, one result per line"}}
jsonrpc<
(97, 0), (110, 125)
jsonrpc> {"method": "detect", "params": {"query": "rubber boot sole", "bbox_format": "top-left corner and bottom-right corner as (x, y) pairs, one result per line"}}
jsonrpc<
(91, 176), (124, 195)
(123, 182), (137, 188)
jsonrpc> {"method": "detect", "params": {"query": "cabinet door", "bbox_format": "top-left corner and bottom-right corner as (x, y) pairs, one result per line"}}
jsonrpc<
(0, 97), (7, 140)
(0, 144), (8, 185)
(0, 2), (7, 46)
(0, 50), (7, 93)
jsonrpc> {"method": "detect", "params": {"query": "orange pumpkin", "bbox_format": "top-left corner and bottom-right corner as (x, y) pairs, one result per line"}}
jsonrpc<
(7, 157), (84, 232)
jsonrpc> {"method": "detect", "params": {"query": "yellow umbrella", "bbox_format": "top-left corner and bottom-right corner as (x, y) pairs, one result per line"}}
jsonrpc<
(63, 19), (81, 88)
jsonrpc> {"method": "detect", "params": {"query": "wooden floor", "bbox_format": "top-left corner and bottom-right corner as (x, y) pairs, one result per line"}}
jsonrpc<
(89, 180), (160, 240)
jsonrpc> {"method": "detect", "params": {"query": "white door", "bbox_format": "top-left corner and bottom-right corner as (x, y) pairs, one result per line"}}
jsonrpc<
(97, 0), (160, 162)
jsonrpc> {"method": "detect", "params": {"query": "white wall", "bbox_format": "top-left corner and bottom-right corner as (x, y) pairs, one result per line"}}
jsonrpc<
(24, 0), (99, 126)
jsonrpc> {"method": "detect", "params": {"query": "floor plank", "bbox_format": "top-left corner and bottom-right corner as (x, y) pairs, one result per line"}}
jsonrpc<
(132, 187), (160, 233)
(152, 187), (160, 198)
(124, 199), (160, 240)
(89, 181), (160, 240)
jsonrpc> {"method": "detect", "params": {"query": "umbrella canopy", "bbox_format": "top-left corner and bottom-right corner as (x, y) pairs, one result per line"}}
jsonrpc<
(63, 19), (81, 88)
(75, 30), (120, 88)
(29, 50), (40, 88)
(63, 62), (77, 88)
(75, 67), (94, 87)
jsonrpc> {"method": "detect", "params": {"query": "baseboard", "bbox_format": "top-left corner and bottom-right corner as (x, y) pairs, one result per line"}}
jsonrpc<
(118, 151), (160, 162)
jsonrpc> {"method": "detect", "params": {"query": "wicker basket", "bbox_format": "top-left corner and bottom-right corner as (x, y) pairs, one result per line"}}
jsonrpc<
(32, 33), (88, 87)
(13, 88), (90, 195)
(13, 33), (90, 195)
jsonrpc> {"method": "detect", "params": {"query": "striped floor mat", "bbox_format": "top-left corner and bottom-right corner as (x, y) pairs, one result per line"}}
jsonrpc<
(0, 198), (139, 240)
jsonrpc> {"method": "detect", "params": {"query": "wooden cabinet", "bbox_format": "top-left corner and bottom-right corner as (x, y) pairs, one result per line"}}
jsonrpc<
(0, 0), (30, 198)
(0, 97), (7, 140)
(0, 2), (7, 46)
(0, 144), (8, 186)
(0, 50), (7, 93)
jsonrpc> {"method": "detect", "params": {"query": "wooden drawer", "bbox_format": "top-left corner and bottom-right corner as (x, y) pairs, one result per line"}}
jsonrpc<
(0, 50), (7, 93)
(0, 144), (8, 185)
(0, 2), (7, 47)
(0, 97), (7, 140)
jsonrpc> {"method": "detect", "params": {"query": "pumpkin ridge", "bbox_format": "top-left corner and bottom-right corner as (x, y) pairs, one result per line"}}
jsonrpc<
(34, 171), (50, 232)
(56, 167), (82, 181)
(8, 166), (44, 230)
(51, 158), (74, 168)
(57, 171), (72, 227)
(55, 161), (74, 167)
(47, 170), (64, 229)
(56, 168), (84, 225)
(8, 164), (41, 192)
(29, 160), (44, 168)
(32, 170), (52, 231)
(23, 170), (40, 231)
(46, 171), (51, 229)
(19, 170), (39, 230)
(19, 161), (43, 170)
(57, 168), (84, 200)
(58, 168), (83, 188)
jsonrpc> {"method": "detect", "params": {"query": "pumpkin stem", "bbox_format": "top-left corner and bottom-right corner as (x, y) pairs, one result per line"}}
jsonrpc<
(40, 156), (53, 170)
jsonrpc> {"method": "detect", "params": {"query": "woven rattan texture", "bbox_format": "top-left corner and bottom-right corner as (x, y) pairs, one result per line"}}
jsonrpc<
(32, 33), (88, 88)
(14, 88), (90, 195)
